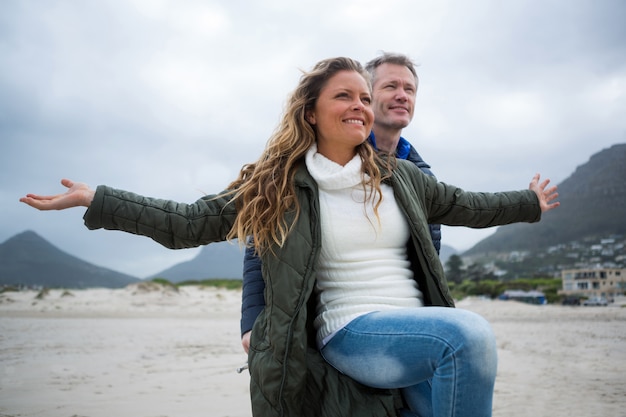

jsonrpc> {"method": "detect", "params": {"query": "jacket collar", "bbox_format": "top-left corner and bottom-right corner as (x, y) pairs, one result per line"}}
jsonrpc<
(367, 132), (412, 159)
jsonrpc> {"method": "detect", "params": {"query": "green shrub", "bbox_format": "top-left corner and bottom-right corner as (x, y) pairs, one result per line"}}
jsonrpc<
(151, 278), (242, 290)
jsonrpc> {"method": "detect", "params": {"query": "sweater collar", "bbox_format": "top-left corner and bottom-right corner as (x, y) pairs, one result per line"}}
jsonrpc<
(305, 144), (363, 190)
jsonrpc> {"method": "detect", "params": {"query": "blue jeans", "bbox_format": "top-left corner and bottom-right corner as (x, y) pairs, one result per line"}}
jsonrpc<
(320, 307), (497, 417)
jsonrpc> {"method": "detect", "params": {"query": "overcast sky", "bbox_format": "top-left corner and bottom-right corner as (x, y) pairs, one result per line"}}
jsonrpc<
(2, 0), (625, 278)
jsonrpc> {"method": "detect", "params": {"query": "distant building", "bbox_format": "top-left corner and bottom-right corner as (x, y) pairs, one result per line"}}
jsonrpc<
(560, 267), (626, 300)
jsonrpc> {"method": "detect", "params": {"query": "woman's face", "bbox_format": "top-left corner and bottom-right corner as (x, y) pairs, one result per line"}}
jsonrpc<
(307, 70), (374, 165)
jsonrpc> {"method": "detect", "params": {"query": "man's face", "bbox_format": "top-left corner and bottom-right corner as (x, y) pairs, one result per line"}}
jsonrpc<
(371, 63), (418, 130)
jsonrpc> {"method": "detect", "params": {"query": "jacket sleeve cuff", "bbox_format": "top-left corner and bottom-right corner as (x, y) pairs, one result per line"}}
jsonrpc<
(83, 185), (107, 230)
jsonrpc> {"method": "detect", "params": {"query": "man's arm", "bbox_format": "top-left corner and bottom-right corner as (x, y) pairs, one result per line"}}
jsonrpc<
(241, 243), (266, 336)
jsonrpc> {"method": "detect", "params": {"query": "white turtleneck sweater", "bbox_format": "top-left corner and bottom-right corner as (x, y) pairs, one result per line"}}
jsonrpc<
(305, 145), (423, 348)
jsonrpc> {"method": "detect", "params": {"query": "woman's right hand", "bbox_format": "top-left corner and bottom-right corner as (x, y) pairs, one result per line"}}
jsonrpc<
(20, 178), (95, 210)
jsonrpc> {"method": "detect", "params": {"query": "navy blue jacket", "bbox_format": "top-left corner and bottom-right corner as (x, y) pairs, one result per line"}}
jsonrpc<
(240, 137), (441, 336)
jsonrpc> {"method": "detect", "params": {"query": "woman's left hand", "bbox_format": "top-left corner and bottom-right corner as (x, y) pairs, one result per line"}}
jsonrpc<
(529, 173), (560, 213)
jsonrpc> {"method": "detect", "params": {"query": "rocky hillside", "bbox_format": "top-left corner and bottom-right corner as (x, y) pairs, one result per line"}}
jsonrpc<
(464, 143), (626, 255)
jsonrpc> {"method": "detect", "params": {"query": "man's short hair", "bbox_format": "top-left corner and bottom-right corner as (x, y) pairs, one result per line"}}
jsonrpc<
(365, 52), (418, 85)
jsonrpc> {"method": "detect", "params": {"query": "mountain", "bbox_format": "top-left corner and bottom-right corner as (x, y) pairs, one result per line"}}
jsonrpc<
(464, 143), (626, 256)
(149, 241), (245, 282)
(0, 231), (141, 288)
(439, 244), (457, 264)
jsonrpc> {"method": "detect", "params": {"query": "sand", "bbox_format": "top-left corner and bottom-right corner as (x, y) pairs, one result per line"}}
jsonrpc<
(1, 284), (624, 417)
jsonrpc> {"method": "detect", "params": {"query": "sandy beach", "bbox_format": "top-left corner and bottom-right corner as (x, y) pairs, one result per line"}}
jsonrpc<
(1, 284), (624, 417)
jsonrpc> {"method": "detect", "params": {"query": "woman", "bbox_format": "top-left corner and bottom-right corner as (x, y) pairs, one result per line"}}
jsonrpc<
(21, 57), (559, 417)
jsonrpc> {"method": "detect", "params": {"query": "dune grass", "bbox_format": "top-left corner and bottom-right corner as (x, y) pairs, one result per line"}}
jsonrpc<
(151, 277), (242, 290)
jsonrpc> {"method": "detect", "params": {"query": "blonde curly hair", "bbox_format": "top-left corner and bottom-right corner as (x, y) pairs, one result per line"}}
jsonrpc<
(225, 57), (392, 254)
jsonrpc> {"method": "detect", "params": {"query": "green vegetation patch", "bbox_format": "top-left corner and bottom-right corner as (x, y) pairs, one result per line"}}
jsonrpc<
(151, 278), (242, 290)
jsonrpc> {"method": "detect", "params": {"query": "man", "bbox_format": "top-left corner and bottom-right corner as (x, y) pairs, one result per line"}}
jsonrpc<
(240, 52), (441, 352)
(364, 53), (441, 253)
